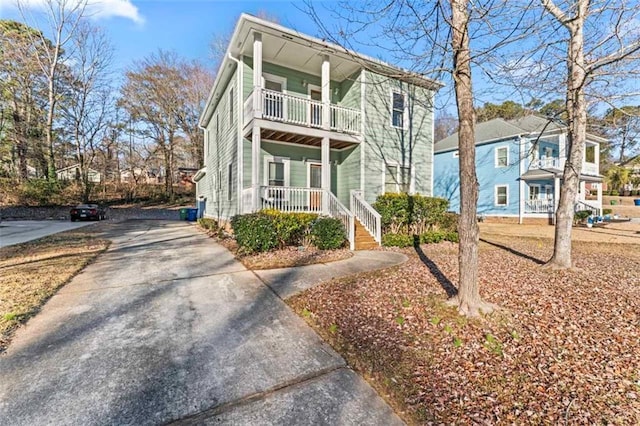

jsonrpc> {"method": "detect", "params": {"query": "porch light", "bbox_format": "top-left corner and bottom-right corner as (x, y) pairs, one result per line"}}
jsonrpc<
(302, 79), (308, 88)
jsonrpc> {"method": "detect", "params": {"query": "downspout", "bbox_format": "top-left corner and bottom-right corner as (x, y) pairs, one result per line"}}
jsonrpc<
(227, 52), (244, 214)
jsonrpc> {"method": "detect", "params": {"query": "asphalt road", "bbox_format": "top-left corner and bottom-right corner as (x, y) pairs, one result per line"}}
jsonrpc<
(0, 221), (403, 425)
(0, 220), (94, 248)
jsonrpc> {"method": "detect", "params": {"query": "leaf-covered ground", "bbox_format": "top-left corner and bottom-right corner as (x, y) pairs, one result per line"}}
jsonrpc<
(289, 235), (640, 424)
(0, 230), (110, 353)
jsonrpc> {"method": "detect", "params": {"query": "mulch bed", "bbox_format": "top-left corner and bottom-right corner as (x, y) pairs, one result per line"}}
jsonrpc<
(289, 236), (640, 424)
(216, 237), (352, 270)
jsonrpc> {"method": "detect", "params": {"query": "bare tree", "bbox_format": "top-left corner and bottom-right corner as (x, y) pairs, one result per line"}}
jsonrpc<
(539, 0), (640, 269)
(59, 22), (114, 202)
(16, 0), (88, 180)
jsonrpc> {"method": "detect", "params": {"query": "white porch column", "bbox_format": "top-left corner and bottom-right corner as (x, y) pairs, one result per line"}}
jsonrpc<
(594, 143), (600, 173)
(558, 133), (566, 159)
(251, 125), (261, 211)
(321, 136), (330, 213)
(321, 55), (331, 130)
(519, 181), (525, 224)
(253, 32), (263, 118)
(579, 181), (586, 202)
(553, 176), (561, 225)
(597, 182), (603, 213)
(359, 70), (366, 193)
(519, 136), (526, 224)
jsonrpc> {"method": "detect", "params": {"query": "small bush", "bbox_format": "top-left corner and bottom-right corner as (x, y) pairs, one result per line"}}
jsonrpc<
(610, 190), (619, 196)
(311, 217), (346, 250)
(262, 209), (318, 247)
(420, 231), (445, 244)
(373, 193), (451, 235)
(444, 231), (459, 243)
(230, 213), (278, 253)
(19, 179), (62, 205)
(382, 233), (414, 247)
(603, 208), (613, 215)
(574, 210), (592, 224)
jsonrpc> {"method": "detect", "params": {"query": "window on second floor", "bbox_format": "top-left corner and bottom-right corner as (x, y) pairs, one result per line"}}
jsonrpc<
(384, 163), (411, 193)
(227, 163), (233, 201)
(229, 88), (234, 126)
(495, 146), (508, 168)
(585, 145), (595, 163)
(391, 91), (406, 129)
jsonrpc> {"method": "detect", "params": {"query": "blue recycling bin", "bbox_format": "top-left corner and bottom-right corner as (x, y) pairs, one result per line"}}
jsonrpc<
(187, 208), (198, 222)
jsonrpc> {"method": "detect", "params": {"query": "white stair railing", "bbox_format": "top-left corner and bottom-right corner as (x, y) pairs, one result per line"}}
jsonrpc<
(350, 190), (381, 244)
(575, 200), (601, 216)
(327, 191), (355, 250)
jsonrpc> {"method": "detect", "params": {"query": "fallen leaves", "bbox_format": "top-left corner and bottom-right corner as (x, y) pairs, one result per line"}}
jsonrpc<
(289, 236), (640, 424)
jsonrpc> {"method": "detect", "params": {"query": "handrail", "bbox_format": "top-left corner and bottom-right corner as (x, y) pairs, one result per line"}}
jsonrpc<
(350, 190), (381, 244)
(575, 200), (601, 217)
(327, 191), (355, 250)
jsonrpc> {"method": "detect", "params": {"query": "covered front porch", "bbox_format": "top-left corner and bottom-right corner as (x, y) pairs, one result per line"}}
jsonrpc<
(520, 170), (603, 223)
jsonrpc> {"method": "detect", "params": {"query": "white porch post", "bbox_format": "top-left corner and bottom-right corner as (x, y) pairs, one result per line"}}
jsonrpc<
(519, 181), (525, 224)
(553, 176), (561, 225)
(519, 136), (526, 224)
(558, 133), (566, 159)
(594, 143), (600, 173)
(321, 136), (330, 214)
(321, 55), (330, 130)
(253, 32), (263, 118)
(597, 182), (603, 213)
(359, 69), (366, 193)
(252, 126), (261, 211)
(579, 181), (586, 202)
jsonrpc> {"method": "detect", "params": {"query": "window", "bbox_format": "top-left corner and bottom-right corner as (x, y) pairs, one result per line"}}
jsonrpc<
(543, 147), (553, 158)
(585, 145), (595, 163)
(495, 185), (508, 206)
(495, 146), (508, 167)
(384, 163), (411, 193)
(544, 185), (553, 200)
(268, 162), (285, 186)
(263, 156), (290, 198)
(529, 184), (540, 200)
(227, 163), (233, 201)
(391, 91), (406, 128)
(262, 73), (287, 119)
(229, 88), (234, 126)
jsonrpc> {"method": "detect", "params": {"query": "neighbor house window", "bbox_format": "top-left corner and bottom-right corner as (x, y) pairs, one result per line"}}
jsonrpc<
(585, 145), (595, 163)
(495, 185), (508, 206)
(529, 184), (540, 200)
(391, 91), (406, 128)
(229, 88), (234, 126)
(384, 163), (411, 193)
(227, 163), (233, 201)
(495, 146), (508, 167)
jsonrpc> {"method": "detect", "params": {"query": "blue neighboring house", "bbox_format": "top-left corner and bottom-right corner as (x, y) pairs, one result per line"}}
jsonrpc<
(433, 115), (606, 223)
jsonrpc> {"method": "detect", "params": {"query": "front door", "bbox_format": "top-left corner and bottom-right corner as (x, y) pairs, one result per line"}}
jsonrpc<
(309, 88), (322, 127)
(309, 164), (322, 210)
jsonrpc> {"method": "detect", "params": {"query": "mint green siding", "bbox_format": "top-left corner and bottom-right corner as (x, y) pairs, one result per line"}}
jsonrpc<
(362, 70), (434, 204)
(198, 71), (239, 219)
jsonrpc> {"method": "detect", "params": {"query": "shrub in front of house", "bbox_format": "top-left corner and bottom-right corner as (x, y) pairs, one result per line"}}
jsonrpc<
(374, 193), (458, 246)
(603, 208), (613, 215)
(310, 217), (347, 250)
(262, 209), (318, 247)
(230, 213), (278, 253)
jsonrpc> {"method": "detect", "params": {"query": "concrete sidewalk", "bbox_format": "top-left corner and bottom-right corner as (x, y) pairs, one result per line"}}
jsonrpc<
(256, 250), (408, 299)
(0, 220), (93, 248)
(0, 221), (404, 425)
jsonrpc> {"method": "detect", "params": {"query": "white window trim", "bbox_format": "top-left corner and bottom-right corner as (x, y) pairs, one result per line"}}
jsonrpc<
(382, 161), (412, 193)
(306, 160), (322, 188)
(495, 146), (509, 168)
(390, 89), (408, 129)
(495, 184), (509, 206)
(528, 183), (540, 200)
(263, 155), (291, 200)
(227, 163), (233, 201)
(262, 72), (287, 93)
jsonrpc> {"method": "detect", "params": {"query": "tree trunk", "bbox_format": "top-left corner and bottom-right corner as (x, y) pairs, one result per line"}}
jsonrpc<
(545, 14), (587, 270)
(448, 0), (495, 317)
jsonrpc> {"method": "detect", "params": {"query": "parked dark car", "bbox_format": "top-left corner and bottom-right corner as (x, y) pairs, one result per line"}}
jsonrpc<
(70, 204), (106, 221)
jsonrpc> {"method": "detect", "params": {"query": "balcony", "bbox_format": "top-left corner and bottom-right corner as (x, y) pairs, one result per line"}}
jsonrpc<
(529, 157), (599, 176)
(243, 88), (362, 135)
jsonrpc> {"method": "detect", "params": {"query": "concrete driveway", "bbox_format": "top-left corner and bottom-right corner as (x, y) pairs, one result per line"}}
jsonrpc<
(0, 220), (94, 248)
(0, 221), (402, 425)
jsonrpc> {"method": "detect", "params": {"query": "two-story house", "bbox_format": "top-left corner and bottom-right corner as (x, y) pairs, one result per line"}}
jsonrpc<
(433, 115), (605, 224)
(194, 14), (441, 249)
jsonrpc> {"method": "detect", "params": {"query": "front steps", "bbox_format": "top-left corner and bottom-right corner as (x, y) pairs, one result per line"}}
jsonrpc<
(354, 219), (378, 250)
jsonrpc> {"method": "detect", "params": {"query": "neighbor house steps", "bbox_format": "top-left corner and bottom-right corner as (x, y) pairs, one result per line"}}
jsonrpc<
(354, 219), (378, 250)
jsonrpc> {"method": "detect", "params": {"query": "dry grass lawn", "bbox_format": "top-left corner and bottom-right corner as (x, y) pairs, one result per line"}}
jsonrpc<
(0, 229), (109, 352)
(289, 230), (640, 424)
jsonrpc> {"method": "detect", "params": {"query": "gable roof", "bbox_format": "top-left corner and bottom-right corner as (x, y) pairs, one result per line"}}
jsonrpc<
(199, 13), (443, 127)
(435, 118), (526, 153)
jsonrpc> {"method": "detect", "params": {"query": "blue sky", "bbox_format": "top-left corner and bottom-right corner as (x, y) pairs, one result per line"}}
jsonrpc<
(0, 1), (347, 73)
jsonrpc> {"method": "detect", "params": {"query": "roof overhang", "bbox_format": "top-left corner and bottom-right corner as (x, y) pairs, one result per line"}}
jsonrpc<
(199, 13), (444, 128)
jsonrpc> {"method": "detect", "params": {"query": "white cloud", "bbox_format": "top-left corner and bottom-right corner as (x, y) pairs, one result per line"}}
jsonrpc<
(0, 0), (144, 25)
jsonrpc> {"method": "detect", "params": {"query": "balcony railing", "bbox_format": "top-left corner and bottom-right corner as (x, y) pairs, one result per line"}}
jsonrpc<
(529, 157), (599, 176)
(244, 88), (361, 135)
(525, 199), (554, 213)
